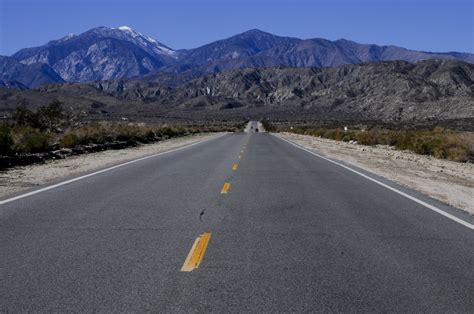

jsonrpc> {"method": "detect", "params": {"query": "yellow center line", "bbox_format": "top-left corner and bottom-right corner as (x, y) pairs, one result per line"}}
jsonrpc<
(232, 163), (239, 171)
(180, 232), (212, 272)
(221, 182), (231, 194)
(238, 155), (242, 159)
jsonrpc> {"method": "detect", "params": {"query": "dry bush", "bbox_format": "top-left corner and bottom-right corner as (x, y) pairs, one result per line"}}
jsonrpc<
(287, 126), (473, 162)
(11, 126), (51, 154)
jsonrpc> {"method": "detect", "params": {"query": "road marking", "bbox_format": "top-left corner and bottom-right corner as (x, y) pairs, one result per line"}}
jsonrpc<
(238, 155), (242, 159)
(232, 163), (239, 171)
(0, 134), (227, 206)
(221, 182), (231, 194)
(241, 149), (244, 153)
(275, 135), (474, 230)
(181, 232), (212, 272)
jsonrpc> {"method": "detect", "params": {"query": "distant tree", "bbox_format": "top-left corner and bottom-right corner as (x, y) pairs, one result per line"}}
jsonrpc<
(37, 100), (64, 131)
(12, 100), (40, 128)
(13, 99), (65, 131)
(0, 124), (14, 156)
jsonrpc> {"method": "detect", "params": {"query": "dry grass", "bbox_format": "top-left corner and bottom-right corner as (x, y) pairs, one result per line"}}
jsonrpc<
(0, 102), (245, 158)
(285, 127), (474, 162)
(0, 121), (240, 156)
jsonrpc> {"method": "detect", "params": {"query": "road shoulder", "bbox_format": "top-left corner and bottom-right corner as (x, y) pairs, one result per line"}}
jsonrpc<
(0, 133), (223, 200)
(277, 132), (474, 215)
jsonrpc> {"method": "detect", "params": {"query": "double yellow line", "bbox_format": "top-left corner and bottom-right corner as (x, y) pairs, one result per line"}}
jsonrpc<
(221, 141), (248, 194)
(180, 140), (248, 272)
(181, 233), (212, 272)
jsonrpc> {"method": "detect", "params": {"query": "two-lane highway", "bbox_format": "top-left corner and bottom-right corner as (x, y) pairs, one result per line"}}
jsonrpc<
(1, 130), (473, 311)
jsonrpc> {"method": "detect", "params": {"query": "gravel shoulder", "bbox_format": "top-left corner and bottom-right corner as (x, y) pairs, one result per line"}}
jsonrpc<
(278, 132), (474, 215)
(0, 133), (223, 199)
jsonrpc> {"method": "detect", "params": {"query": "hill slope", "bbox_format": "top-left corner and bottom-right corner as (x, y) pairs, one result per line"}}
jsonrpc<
(1, 60), (472, 128)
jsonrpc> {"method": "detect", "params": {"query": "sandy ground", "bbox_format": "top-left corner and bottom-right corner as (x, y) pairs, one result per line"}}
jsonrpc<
(0, 133), (222, 199)
(277, 132), (474, 215)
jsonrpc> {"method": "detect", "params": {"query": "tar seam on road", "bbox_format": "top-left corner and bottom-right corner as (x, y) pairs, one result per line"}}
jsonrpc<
(221, 182), (231, 194)
(274, 134), (474, 230)
(0, 134), (227, 206)
(181, 232), (212, 272)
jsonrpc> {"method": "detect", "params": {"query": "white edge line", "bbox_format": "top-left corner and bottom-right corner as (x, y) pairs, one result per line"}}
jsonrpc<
(274, 134), (474, 230)
(0, 134), (227, 206)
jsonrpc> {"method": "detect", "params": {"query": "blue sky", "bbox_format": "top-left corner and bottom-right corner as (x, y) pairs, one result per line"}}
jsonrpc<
(0, 0), (472, 55)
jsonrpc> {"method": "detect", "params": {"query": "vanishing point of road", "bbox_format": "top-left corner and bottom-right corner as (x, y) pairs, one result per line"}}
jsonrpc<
(1, 123), (473, 311)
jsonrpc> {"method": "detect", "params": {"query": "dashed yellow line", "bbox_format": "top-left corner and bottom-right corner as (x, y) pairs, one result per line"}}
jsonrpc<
(238, 155), (242, 159)
(232, 163), (239, 171)
(180, 232), (212, 272)
(221, 182), (231, 194)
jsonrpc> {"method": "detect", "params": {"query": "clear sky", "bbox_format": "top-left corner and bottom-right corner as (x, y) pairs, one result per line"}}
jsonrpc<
(0, 0), (472, 56)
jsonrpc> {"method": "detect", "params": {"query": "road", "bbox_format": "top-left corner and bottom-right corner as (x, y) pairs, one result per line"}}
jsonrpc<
(1, 128), (473, 311)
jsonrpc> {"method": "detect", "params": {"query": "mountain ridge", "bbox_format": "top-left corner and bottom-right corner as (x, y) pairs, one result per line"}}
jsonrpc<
(2, 26), (473, 88)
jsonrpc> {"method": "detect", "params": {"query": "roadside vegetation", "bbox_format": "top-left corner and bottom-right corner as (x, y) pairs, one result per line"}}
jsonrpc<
(261, 119), (277, 132)
(0, 101), (243, 168)
(280, 126), (474, 162)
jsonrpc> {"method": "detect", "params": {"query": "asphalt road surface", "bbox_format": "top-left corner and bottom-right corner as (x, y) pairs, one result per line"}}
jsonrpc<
(1, 129), (473, 312)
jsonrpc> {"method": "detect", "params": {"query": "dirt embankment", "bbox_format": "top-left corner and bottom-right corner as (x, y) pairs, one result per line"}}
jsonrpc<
(278, 132), (474, 215)
(0, 133), (222, 199)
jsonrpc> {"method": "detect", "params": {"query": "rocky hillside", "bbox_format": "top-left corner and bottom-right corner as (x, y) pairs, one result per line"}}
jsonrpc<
(152, 59), (474, 123)
(0, 56), (64, 88)
(1, 59), (472, 128)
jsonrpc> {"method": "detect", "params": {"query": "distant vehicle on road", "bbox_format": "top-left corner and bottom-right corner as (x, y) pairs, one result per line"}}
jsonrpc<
(255, 128), (259, 133)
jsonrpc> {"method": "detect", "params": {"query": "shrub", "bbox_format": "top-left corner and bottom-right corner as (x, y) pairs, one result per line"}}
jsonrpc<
(37, 100), (64, 131)
(13, 127), (51, 154)
(13, 100), (66, 131)
(60, 133), (79, 148)
(323, 128), (345, 141)
(13, 102), (41, 128)
(261, 119), (276, 132)
(393, 131), (415, 151)
(288, 126), (473, 162)
(355, 131), (379, 146)
(0, 124), (14, 156)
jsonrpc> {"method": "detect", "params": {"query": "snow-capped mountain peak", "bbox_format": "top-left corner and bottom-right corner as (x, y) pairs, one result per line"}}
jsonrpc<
(112, 25), (177, 58)
(118, 25), (133, 32)
(63, 33), (76, 40)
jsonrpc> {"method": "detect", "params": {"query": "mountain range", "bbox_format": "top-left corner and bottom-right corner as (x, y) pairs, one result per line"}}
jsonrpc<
(1, 59), (472, 128)
(1, 26), (473, 88)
